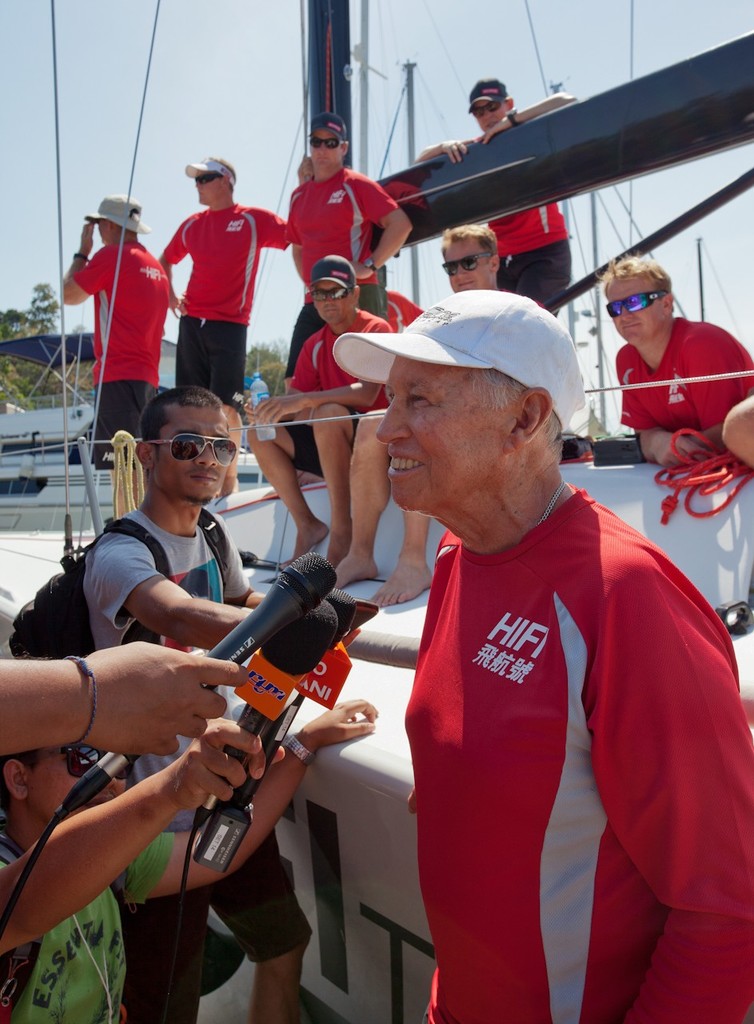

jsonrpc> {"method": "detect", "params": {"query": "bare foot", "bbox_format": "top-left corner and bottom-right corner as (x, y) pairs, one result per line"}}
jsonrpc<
(371, 560), (432, 607)
(285, 519), (329, 565)
(335, 552), (379, 588)
(326, 529), (352, 569)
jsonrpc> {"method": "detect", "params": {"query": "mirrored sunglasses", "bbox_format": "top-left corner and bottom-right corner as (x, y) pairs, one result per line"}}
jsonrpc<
(309, 286), (352, 301)
(194, 172), (223, 185)
(605, 290), (668, 318)
(309, 136), (341, 149)
(442, 252), (494, 276)
(151, 433), (238, 466)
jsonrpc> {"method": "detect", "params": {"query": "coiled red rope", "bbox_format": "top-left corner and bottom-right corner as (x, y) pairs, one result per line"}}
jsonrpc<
(654, 429), (754, 524)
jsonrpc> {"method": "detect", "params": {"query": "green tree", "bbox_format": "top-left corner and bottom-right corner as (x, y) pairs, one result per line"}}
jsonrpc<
(0, 284), (90, 407)
(245, 339), (288, 397)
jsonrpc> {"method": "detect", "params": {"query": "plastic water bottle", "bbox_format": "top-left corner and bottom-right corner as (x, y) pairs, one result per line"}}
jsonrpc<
(248, 372), (276, 440)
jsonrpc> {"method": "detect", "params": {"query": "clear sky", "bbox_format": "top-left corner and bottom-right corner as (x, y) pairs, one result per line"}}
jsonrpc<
(1, 0), (752, 431)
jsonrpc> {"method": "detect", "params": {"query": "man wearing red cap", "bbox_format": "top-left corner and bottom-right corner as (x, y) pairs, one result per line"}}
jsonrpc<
(417, 79), (574, 305)
(160, 158), (288, 493)
(285, 113), (411, 384)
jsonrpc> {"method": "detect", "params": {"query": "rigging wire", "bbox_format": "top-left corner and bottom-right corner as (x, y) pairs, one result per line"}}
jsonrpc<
(522, 0), (549, 96)
(378, 79), (408, 179)
(49, 0), (74, 554)
(88, 0), (163, 478)
(417, 0), (467, 102)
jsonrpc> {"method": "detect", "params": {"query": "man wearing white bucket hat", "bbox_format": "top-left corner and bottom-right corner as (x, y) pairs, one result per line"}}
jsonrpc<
(334, 289), (754, 1024)
(63, 194), (169, 510)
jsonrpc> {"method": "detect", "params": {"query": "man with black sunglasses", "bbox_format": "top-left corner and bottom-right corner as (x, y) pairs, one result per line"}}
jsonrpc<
(285, 112), (411, 384)
(602, 255), (754, 467)
(416, 78), (574, 305)
(82, 385), (312, 1024)
(63, 194), (169, 515)
(247, 256), (391, 568)
(159, 157), (288, 494)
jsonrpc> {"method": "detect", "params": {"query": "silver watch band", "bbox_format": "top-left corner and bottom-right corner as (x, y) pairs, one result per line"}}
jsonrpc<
(283, 734), (316, 766)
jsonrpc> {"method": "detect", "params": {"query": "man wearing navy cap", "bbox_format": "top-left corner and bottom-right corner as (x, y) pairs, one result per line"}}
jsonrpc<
(247, 255), (392, 567)
(417, 79), (574, 305)
(160, 157), (288, 493)
(285, 112), (411, 383)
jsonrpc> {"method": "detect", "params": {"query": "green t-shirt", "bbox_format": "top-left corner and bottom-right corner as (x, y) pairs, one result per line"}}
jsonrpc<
(1, 832), (173, 1022)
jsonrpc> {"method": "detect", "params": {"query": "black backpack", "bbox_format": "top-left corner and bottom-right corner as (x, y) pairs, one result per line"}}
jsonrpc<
(9, 509), (230, 659)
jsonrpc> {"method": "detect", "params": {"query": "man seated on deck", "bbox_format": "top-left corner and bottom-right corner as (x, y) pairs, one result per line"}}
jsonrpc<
(0, 706), (376, 1022)
(81, 385), (308, 1024)
(336, 225), (499, 605)
(602, 255), (754, 467)
(245, 255), (391, 568)
(416, 78), (574, 304)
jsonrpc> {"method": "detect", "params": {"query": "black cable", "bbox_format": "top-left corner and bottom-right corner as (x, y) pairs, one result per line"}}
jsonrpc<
(0, 810), (64, 946)
(158, 819), (200, 1024)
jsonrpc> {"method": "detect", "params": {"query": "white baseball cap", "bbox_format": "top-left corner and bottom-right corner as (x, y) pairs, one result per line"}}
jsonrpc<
(85, 194), (151, 234)
(334, 289), (586, 428)
(185, 158), (236, 186)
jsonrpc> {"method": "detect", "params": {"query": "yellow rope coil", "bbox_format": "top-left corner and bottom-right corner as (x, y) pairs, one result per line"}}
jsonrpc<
(111, 430), (144, 514)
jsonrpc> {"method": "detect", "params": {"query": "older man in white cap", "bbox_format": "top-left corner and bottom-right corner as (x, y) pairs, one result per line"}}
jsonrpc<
(159, 158), (288, 493)
(63, 194), (169, 510)
(334, 290), (754, 1024)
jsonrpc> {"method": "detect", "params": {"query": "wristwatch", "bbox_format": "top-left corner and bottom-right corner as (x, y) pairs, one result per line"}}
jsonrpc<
(506, 108), (520, 127)
(283, 734), (316, 766)
(363, 256), (376, 270)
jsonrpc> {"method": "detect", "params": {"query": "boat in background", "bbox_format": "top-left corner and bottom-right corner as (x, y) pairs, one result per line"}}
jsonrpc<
(0, 333), (266, 530)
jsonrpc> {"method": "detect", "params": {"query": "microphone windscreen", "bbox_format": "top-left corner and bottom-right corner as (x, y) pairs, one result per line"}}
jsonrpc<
(324, 589), (357, 643)
(260, 600), (339, 674)
(280, 552), (337, 608)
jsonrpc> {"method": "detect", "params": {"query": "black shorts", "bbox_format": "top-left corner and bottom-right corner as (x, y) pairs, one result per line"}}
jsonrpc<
(176, 315), (247, 411)
(286, 303), (325, 379)
(495, 238), (572, 307)
(121, 829), (311, 1024)
(93, 379), (156, 469)
(285, 412), (358, 477)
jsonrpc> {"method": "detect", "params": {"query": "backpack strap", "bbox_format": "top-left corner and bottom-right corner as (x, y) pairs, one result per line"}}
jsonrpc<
(102, 518), (171, 647)
(0, 835), (41, 1016)
(197, 509), (231, 585)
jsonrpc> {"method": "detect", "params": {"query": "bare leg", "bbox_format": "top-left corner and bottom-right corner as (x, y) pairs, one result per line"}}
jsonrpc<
(219, 404), (244, 497)
(247, 941), (307, 1024)
(371, 511), (432, 607)
(336, 416), (389, 587)
(312, 403), (357, 567)
(723, 393), (754, 469)
(247, 421), (328, 561)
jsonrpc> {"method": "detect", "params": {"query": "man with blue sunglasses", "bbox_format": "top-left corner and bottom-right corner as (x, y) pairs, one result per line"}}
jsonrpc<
(602, 255), (754, 467)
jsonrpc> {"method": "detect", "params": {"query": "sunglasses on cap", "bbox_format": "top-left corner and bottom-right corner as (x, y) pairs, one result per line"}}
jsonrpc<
(472, 101), (502, 117)
(442, 252), (494, 276)
(194, 172), (223, 185)
(310, 286), (352, 301)
(309, 136), (341, 149)
(150, 433), (238, 466)
(60, 745), (133, 780)
(605, 290), (668, 318)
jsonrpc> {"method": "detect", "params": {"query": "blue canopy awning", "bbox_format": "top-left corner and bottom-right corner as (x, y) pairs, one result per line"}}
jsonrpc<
(0, 333), (95, 368)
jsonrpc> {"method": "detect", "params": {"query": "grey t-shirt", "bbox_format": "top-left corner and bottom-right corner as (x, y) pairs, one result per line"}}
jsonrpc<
(84, 509), (250, 829)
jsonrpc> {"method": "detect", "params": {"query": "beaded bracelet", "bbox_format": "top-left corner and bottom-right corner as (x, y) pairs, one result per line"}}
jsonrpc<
(66, 656), (98, 742)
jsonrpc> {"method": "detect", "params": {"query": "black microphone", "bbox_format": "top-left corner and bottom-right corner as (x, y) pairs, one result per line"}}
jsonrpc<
(217, 589), (360, 835)
(59, 553), (336, 818)
(193, 601), (339, 871)
(205, 551), (336, 664)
